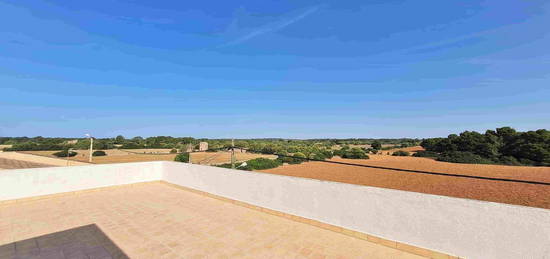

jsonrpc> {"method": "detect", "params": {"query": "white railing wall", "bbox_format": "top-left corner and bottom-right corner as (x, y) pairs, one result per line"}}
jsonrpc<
(162, 162), (550, 259)
(0, 162), (163, 200)
(1, 161), (549, 259)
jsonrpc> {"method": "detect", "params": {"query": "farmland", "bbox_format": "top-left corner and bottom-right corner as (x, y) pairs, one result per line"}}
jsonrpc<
(260, 154), (550, 209)
(19, 149), (276, 165)
(21, 149), (176, 164)
(190, 151), (277, 165)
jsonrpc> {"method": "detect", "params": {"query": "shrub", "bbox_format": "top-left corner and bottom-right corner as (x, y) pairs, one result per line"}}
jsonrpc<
(170, 149), (177, 154)
(6, 143), (65, 151)
(392, 150), (410, 156)
(278, 154), (306, 164)
(92, 150), (106, 156)
(341, 148), (369, 159)
(498, 156), (522, 166)
(120, 142), (144, 149)
(217, 162), (244, 169)
(174, 152), (190, 163)
(243, 158), (282, 170)
(218, 158), (282, 171)
(53, 150), (77, 157)
(437, 151), (493, 164)
(412, 150), (438, 157)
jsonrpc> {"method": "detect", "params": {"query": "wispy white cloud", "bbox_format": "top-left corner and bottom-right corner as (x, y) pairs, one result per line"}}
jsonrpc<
(220, 6), (321, 47)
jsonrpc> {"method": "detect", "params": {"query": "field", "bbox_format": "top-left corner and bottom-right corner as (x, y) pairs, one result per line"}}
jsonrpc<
(260, 154), (550, 209)
(0, 157), (54, 170)
(21, 149), (176, 164)
(20, 149), (276, 165)
(190, 151), (277, 165)
(381, 145), (425, 155)
(0, 145), (13, 150)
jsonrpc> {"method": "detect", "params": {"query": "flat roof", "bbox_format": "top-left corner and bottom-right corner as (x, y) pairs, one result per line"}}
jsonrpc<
(0, 182), (425, 258)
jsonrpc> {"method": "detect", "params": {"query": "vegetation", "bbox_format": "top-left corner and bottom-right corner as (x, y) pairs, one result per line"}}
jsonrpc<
(217, 157), (282, 171)
(278, 152), (307, 164)
(421, 127), (550, 166)
(335, 147), (369, 159)
(371, 141), (382, 150)
(92, 150), (106, 156)
(392, 150), (410, 156)
(53, 150), (77, 157)
(243, 158), (282, 170)
(174, 153), (190, 163)
(412, 150), (438, 157)
(436, 151), (493, 164)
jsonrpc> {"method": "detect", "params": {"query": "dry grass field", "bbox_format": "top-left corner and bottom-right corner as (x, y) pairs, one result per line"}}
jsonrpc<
(21, 149), (275, 165)
(22, 149), (176, 164)
(190, 151), (277, 165)
(0, 145), (13, 151)
(260, 155), (550, 209)
(380, 145), (425, 155)
(0, 157), (55, 170)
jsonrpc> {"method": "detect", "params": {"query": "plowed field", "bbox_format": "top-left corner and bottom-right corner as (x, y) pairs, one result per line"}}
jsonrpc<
(260, 155), (550, 209)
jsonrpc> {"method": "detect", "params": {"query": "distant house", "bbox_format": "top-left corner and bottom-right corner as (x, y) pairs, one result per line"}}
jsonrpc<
(199, 142), (208, 152)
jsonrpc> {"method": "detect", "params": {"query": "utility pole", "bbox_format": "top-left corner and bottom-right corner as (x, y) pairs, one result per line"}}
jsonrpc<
(66, 148), (73, 166)
(86, 134), (93, 163)
(231, 139), (236, 169)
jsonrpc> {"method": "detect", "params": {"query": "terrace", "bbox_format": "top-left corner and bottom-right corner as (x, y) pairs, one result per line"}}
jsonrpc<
(1, 162), (549, 259)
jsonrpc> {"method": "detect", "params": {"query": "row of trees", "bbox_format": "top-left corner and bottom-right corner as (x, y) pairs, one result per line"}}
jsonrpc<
(420, 127), (550, 166)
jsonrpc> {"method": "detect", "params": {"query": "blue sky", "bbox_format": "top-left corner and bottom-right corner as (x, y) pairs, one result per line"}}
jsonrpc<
(1, 0), (549, 138)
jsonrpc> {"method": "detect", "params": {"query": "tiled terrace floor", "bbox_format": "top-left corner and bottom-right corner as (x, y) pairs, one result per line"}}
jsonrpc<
(0, 182), (425, 259)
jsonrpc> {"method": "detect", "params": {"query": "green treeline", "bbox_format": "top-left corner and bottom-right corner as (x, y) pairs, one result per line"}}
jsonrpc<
(420, 127), (550, 166)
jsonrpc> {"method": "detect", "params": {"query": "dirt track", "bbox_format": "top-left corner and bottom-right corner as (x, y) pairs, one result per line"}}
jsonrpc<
(260, 155), (550, 209)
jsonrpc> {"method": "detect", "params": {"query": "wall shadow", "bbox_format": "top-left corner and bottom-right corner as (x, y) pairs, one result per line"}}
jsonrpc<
(0, 224), (129, 259)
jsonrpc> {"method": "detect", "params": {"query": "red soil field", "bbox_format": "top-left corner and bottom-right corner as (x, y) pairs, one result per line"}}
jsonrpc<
(260, 155), (550, 209)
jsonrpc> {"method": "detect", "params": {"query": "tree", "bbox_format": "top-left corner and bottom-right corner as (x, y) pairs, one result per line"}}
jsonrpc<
(53, 150), (77, 157)
(392, 150), (410, 156)
(115, 135), (125, 144)
(342, 148), (369, 159)
(371, 141), (382, 150)
(92, 150), (107, 156)
(174, 153), (190, 163)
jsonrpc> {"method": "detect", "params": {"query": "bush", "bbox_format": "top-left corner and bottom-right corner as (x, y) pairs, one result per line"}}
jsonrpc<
(436, 151), (493, 164)
(392, 150), (410, 156)
(371, 141), (382, 150)
(217, 158), (282, 171)
(174, 152), (190, 163)
(412, 150), (438, 157)
(170, 149), (177, 154)
(341, 148), (369, 159)
(242, 158), (282, 170)
(92, 150), (107, 156)
(498, 156), (522, 166)
(120, 142), (144, 149)
(6, 143), (65, 151)
(278, 154), (306, 164)
(53, 150), (77, 157)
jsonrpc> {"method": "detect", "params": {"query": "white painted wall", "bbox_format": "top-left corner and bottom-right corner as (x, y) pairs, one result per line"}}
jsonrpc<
(162, 162), (550, 259)
(0, 162), (163, 200)
(1, 161), (549, 258)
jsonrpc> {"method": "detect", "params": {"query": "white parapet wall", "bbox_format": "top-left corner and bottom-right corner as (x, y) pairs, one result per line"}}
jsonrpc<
(162, 162), (550, 259)
(1, 161), (549, 258)
(0, 162), (163, 200)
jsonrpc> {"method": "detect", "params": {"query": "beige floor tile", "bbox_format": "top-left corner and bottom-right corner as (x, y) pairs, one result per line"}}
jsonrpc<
(0, 183), (427, 258)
